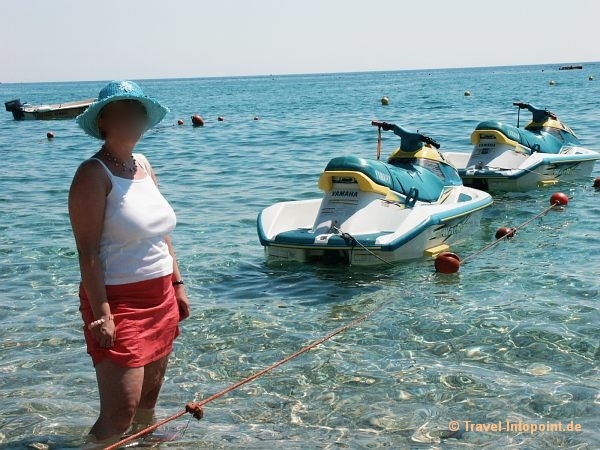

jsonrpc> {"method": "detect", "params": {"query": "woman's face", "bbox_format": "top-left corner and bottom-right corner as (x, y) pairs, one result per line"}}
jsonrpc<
(97, 100), (148, 144)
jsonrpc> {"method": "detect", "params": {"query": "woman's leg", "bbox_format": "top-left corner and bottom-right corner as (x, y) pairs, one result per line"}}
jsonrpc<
(127, 354), (170, 432)
(139, 354), (170, 410)
(89, 359), (144, 441)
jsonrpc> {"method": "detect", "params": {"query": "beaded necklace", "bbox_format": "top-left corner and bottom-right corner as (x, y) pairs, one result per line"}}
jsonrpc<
(101, 145), (137, 173)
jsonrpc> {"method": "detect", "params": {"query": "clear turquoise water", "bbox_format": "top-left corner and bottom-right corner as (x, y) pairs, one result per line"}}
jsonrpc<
(0, 64), (599, 449)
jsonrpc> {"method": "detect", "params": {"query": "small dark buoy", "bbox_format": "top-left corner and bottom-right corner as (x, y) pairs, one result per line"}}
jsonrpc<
(177, 119), (184, 125)
(434, 252), (461, 274)
(253, 116), (260, 121)
(549, 80), (556, 86)
(593, 176), (600, 188)
(381, 96), (389, 106)
(464, 90), (471, 97)
(46, 131), (55, 139)
(191, 115), (204, 127)
(217, 116), (224, 122)
(550, 192), (569, 206)
(589, 75), (594, 81)
(495, 227), (516, 240)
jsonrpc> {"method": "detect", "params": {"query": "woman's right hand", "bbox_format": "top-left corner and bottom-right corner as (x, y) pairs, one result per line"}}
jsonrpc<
(91, 319), (116, 348)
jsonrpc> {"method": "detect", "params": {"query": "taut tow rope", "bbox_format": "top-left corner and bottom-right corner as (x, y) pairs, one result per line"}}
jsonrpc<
(460, 201), (561, 266)
(434, 192), (570, 273)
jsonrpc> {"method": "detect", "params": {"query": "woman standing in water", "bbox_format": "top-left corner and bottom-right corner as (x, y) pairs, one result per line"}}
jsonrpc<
(69, 80), (190, 446)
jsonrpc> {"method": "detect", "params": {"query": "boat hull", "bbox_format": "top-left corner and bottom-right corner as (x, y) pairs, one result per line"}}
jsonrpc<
(257, 186), (492, 266)
(444, 147), (600, 192)
(21, 106), (90, 120)
(5, 98), (95, 120)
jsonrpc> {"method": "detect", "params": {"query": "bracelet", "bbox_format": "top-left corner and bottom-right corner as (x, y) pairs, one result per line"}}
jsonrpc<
(172, 280), (184, 286)
(88, 314), (114, 331)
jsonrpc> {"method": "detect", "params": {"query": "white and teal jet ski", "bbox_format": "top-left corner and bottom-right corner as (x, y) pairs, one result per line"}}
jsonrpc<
(257, 122), (493, 265)
(443, 102), (600, 192)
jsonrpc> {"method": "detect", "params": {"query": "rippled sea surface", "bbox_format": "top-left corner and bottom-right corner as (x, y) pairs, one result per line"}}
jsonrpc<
(1, 64), (599, 449)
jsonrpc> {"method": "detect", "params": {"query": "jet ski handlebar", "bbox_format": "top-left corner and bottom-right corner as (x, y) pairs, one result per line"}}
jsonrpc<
(512, 102), (530, 110)
(512, 102), (557, 121)
(371, 121), (441, 150)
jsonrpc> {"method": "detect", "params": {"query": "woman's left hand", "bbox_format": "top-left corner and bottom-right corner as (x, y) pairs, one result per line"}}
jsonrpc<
(174, 285), (190, 321)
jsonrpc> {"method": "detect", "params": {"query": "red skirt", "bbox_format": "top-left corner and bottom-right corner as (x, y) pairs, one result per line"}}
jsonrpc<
(79, 275), (180, 368)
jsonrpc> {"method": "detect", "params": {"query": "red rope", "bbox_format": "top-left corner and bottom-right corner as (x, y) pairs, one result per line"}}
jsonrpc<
(104, 302), (386, 449)
(460, 201), (560, 265)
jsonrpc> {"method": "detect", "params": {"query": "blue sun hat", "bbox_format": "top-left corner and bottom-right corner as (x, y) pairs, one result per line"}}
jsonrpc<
(76, 80), (169, 139)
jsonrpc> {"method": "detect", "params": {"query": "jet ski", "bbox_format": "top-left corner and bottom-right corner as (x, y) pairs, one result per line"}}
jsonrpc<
(257, 122), (493, 265)
(443, 102), (600, 192)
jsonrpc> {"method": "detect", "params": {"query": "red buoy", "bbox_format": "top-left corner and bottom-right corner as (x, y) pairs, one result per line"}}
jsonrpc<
(495, 227), (516, 240)
(550, 192), (569, 206)
(177, 119), (184, 125)
(593, 177), (600, 188)
(46, 131), (55, 139)
(217, 116), (224, 122)
(191, 115), (204, 127)
(434, 252), (461, 274)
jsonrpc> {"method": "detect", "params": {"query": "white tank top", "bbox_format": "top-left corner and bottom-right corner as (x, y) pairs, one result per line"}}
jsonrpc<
(93, 153), (176, 285)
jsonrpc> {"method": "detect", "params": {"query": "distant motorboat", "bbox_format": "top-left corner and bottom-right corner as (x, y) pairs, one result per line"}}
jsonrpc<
(558, 65), (583, 70)
(4, 98), (95, 120)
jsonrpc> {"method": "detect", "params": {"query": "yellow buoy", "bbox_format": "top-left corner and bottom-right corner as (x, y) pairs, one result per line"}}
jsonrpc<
(381, 96), (389, 105)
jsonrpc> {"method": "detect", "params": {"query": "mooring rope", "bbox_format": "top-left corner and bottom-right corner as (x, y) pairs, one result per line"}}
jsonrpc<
(333, 226), (392, 266)
(459, 199), (564, 266)
(104, 301), (386, 450)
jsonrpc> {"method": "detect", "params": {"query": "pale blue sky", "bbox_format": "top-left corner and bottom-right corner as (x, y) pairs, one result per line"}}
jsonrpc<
(2, 0), (598, 83)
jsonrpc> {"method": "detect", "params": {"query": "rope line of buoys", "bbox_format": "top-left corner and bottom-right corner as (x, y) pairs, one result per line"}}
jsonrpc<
(434, 192), (570, 274)
(103, 301), (387, 450)
(152, 114), (261, 128)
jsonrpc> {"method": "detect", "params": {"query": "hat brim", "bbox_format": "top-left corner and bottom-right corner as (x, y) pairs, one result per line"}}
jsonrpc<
(76, 93), (169, 139)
